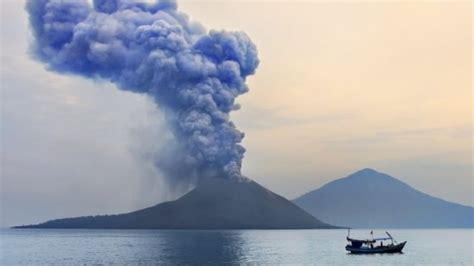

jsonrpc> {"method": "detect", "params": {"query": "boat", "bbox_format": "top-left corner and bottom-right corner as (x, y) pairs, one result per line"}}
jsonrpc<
(345, 230), (406, 254)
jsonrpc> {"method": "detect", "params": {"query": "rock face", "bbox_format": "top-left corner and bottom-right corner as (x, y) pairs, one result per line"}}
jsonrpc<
(15, 178), (335, 229)
(293, 168), (474, 228)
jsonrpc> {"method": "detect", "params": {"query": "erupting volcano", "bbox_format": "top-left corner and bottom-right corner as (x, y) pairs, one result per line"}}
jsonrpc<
(16, 178), (334, 229)
(19, 0), (335, 229)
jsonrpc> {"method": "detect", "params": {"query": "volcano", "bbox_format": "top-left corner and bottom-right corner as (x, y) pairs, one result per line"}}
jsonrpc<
(15, 178), (335, 229)
(293, 168), (474, 228)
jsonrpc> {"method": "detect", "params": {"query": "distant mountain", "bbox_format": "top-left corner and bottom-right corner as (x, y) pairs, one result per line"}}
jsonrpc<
(15, 178), (335, 229)
(293, 168), (474, 228)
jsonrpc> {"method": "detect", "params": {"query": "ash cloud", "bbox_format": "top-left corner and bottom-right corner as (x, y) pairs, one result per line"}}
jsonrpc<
(25, 0), (259, 184)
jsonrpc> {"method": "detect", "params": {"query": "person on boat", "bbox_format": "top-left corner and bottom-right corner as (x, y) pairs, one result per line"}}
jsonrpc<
(380, 241), (384, 247)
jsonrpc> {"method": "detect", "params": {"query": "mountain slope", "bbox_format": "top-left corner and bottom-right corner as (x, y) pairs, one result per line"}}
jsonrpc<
(16, 178), (335, 229)
(293, 168), (474, 228)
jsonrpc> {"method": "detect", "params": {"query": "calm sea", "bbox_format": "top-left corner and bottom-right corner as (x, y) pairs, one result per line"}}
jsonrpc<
(0, 229), (472, 265)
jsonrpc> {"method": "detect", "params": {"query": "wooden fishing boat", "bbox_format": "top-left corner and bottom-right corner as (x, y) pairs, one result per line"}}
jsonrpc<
(345, 230), (406, 254)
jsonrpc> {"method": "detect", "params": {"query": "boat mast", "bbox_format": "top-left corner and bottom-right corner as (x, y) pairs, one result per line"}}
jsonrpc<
(386, 231), (395, 245)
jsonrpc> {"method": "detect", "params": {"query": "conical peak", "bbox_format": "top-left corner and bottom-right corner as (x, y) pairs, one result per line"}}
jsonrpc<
(349, 168), (380, 177)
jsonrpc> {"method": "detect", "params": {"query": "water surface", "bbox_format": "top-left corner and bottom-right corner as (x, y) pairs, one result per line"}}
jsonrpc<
(1, 229), (472, 265)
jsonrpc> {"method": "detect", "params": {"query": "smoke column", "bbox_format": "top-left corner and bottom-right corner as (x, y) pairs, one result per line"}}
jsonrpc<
(26, 0), (259, 183)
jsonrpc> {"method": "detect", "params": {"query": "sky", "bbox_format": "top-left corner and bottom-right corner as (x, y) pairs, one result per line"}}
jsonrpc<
(1, 0), (472, 227)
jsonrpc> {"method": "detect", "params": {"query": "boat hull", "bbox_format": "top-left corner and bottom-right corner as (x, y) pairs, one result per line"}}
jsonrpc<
(346, 241), (406, 254)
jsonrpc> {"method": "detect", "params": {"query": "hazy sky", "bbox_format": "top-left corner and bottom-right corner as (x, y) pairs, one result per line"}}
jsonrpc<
(1, 0), (472, 227)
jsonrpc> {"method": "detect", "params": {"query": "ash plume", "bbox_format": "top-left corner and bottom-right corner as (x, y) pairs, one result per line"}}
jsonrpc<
(26, 0), (259, 184)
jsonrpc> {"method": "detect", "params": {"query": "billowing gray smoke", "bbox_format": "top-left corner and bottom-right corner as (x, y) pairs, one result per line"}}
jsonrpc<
(26, 0), (259, 183)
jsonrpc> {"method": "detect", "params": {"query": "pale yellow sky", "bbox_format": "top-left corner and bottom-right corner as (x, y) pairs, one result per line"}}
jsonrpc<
(180, 1), (472, 204)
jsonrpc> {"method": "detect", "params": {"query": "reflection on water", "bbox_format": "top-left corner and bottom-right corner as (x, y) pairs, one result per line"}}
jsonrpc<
(1, 229), (472, 265)
(138, 230), (247, 264)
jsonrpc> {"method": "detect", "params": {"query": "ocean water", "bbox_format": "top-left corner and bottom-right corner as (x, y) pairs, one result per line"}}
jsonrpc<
(1, 229), (472, 265)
